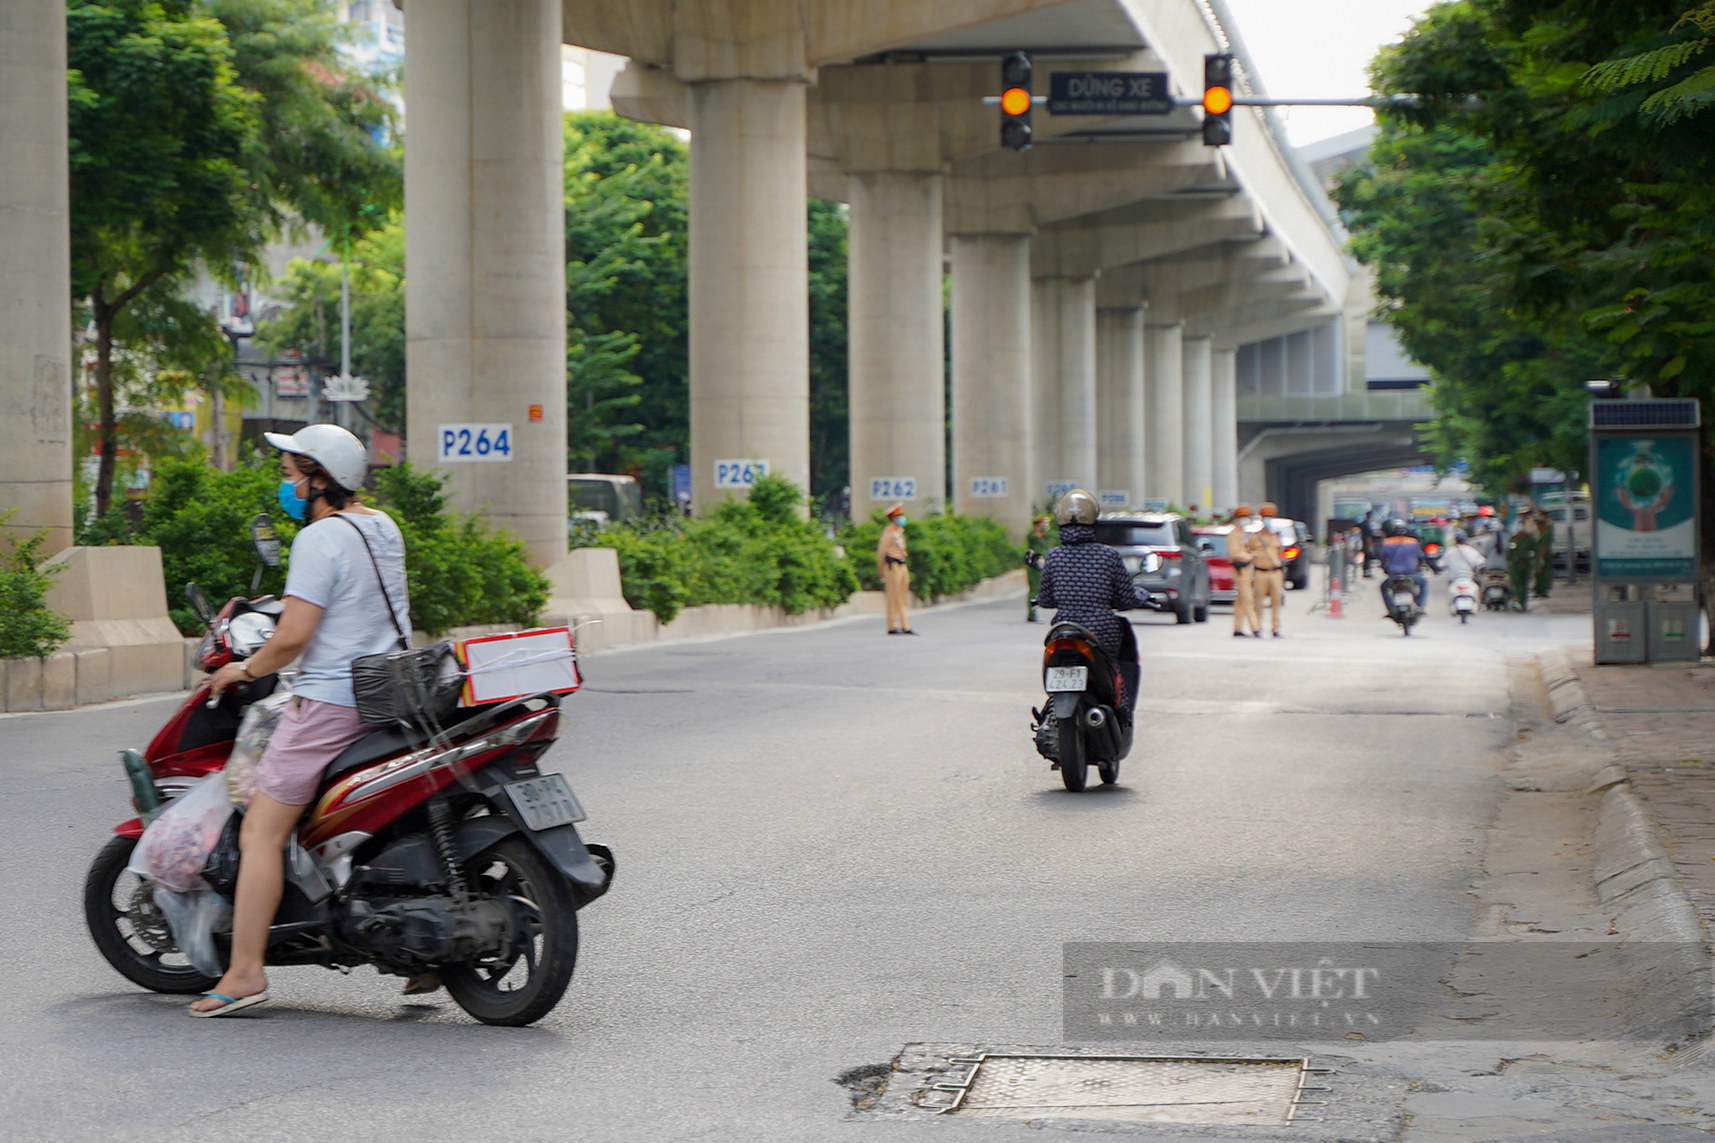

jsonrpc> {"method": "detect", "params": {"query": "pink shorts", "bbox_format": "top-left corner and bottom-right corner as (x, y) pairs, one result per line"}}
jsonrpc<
(256, 696), (370, 806)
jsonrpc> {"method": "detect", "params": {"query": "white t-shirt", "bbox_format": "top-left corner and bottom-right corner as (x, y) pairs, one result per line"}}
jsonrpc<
(283, 510), (411, 707)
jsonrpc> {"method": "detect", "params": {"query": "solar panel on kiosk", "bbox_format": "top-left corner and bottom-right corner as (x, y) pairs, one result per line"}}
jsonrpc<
(1588, 399), (1700, 428)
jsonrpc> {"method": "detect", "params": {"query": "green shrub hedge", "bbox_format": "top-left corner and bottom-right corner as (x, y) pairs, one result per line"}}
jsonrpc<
(574, 473), (859, 624)
(841, 510), (1019, 602)
(0, 512), (71, 659)
(84, 456), (547, 637)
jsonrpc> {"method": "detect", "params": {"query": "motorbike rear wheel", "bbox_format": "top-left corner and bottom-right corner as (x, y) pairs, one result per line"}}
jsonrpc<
(443, 836), (579, 1027)
(1098, 757), (1120, 785)
(1058, 718), (1088, 792)
(83, 835), (219, 995)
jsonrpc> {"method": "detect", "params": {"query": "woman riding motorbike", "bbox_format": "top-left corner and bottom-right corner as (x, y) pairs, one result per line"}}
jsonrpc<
(188, 424), (413, 1016)
(1033, 489), (1151, 716)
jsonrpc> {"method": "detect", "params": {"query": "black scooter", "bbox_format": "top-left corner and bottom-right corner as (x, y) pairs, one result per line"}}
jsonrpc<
(1382, 574), (1423, 635)
(1029, 621), (1136, 791)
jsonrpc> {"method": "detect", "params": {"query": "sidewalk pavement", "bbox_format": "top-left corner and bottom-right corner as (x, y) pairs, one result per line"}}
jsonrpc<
(1560, 648), (1715, 936)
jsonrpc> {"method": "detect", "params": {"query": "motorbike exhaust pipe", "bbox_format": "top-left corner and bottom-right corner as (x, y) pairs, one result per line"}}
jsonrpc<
(1083, 707), (1107, 729)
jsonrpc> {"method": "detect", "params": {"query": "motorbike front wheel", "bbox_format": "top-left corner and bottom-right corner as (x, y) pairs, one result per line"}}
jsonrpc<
(83, 835), (219, 995)
(443, 836), (579, 1027)
(1058, 717), (1088, 792)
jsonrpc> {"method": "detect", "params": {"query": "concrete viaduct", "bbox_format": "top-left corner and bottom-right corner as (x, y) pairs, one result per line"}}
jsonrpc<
(3, 0), (1409, 572)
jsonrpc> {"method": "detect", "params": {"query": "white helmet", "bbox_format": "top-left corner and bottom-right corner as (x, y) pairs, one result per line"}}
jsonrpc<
(263, 424), (368, 492)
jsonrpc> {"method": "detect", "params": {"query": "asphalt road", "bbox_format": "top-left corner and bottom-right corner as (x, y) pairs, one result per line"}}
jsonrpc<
(0, 581), (1598, 1142)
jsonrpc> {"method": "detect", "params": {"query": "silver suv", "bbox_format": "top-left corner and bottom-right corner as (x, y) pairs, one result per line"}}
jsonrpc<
(1091, 513), (1212, 626)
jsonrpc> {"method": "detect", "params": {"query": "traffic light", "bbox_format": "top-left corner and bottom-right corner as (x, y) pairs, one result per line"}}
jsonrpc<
(1000, 51), (1032, 151)
(1203, 53), (1234, 146)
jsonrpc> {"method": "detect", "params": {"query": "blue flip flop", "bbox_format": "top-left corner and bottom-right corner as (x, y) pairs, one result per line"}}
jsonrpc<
(189, 989), (270, 1018)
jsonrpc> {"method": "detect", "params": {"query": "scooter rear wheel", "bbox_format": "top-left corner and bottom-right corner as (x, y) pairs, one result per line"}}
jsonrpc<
(443, 836), (579, 1027)
(1058, 719), (1088, 792)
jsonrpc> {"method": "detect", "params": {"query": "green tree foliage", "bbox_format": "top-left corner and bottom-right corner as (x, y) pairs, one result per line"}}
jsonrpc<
(807, 199), (850, 503)
(573, 474), (858, 623)
(259, 221), (406, 429)
(1335, 121), (1599, 492)
(1340, 0), (1715, 493)
(134, 454), (292, 631)
(0, 514), (73, 661)
(68, 0), (398, 517)
(69, 0), (259, 517)
(562, 114), (685, 487)
(841, 512), (1018, 601)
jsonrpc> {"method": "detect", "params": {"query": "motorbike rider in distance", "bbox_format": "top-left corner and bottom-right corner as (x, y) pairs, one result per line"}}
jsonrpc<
(1034, 489), (1152, 717)
(1378, 518), (1429, 612)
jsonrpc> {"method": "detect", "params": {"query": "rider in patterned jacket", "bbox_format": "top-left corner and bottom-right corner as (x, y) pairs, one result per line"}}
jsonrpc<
(1034, 489), (1151, 716)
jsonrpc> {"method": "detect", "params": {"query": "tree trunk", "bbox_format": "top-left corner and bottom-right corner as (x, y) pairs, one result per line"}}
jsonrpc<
(209, 368), (227, 471)
(92, 299), (117, 520)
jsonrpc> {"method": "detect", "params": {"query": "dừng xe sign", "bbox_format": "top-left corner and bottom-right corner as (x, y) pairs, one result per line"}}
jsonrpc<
(1048, 71), (1173, 115)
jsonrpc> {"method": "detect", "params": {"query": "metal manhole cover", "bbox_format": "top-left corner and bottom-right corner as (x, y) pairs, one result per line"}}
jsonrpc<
(929, 1054), (1313, 1125)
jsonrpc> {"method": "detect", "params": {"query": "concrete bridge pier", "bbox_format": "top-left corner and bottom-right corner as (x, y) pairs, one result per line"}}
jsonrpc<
(0, 0), (72, 552)
(1031, 275), (1098, 503)
(1181, 334), (1214, 513)
(949, 234), (1032, 535)
(1145, 319), (1185, 507)
(1211, 345), (1239, 511)
(687, 78), (811, 511)
(847, 170), (945, 520)
(404, 0), (566, 568)
(1096, 307), (1146, 510)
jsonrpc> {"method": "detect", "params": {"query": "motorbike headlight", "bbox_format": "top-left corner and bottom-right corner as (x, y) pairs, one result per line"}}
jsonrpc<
(1142, 552), (1164, 574)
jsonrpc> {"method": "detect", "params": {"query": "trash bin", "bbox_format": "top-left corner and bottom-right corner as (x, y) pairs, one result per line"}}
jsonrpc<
(1594, 600), (1647, 664)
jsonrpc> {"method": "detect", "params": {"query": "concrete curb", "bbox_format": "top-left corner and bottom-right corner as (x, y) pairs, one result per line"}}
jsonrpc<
(1535, 649), (1714, 1048)
(1535, 650), (1711, 943)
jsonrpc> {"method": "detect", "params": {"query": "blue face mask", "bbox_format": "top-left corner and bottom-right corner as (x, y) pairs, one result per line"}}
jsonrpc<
(894, 515), (907, 527)
(277, 478), (310, 521)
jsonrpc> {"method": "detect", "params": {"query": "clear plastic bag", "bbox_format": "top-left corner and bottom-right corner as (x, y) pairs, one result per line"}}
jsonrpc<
(152, 886), (231, 977)
(128, 773), (234, 893)
(225, 689), (293, 807)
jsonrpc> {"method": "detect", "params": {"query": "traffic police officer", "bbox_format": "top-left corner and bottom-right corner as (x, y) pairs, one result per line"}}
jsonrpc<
(1252, 502), (1286, 637)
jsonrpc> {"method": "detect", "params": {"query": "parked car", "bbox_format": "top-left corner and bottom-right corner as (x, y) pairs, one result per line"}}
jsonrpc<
(1092, 512), (1212, 625)
(1280, 520), (1312, 590)
(1541, 496), (1592, 572)
(569, 473), (643, 526)
(1191, 525), (1236, 604)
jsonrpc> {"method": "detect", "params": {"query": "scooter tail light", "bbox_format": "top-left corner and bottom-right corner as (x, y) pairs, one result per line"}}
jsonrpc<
(1045, 637), (1092, 660)
(1283, 546), (1300, 561)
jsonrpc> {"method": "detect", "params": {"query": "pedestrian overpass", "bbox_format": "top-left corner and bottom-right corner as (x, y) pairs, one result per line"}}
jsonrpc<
(3, 0), (1430, 565)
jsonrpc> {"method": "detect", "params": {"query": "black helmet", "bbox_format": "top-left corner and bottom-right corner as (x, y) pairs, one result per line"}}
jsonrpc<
(1383, 518), (1409, 537)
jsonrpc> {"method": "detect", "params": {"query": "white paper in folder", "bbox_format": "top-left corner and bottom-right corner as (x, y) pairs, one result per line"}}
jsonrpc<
(459, 627), (581, 705)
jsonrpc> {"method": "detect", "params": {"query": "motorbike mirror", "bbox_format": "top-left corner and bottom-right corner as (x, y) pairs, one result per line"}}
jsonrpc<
(185, 582), (214, 626)
(250, 513), (282, 568)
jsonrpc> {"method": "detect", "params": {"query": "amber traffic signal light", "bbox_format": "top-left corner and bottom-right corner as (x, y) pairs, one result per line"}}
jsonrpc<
(1203, 53), (1234, 146)
(1000, 51), (1033, 151)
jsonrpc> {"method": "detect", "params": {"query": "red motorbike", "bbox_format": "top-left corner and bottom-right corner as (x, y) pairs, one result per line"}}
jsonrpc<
(83, 545), (614, 1027)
